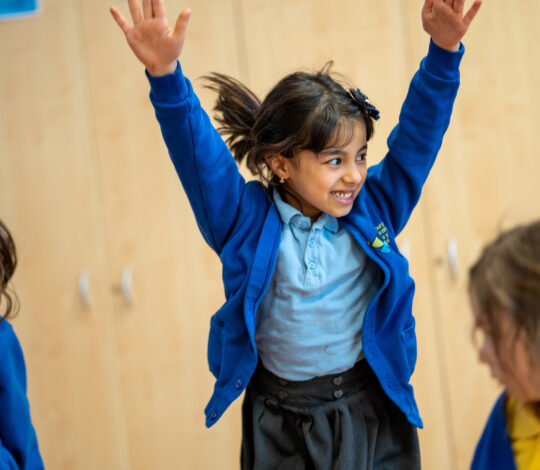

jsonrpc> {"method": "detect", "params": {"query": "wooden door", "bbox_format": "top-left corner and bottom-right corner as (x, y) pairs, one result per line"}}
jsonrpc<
(404, 1), (540, 468)
(0, 1), (128, 468)
(80, 1), (243, 468)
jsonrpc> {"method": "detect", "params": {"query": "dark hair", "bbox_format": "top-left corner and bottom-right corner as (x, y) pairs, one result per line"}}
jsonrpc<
(203, 62), (378, 186)
(469, 220), (540, 363)
(0, 220), (19, 321)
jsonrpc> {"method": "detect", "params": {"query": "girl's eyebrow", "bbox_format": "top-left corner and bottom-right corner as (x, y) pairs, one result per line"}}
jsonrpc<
(319, 143), (368, 156)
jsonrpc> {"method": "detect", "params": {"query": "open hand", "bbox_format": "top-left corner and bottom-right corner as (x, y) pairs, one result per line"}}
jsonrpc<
(422, 0), (482, 51)
(110, 0), (191, 76)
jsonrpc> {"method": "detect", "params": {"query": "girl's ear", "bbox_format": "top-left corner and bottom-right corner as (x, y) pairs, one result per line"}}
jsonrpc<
(265, 154), (290, 180)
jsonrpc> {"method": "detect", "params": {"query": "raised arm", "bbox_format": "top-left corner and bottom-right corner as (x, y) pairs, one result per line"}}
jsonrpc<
(111, 1), (247, 254)
(110, 0), (191, 76)
(364, 0), (482, 236)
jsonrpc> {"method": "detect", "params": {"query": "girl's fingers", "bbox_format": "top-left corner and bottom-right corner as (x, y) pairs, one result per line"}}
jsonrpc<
(110, 6), (131, 34)
(152, 0), (166, 18)
(127, 0), (143, 24)
(433, 0), (447, 10)
(173, 8), (192, 40)
(142, 0), (153, 19)
(463, 0), (482, 25)
(423, 0), (434, 12)
(453, 0), (465, 12)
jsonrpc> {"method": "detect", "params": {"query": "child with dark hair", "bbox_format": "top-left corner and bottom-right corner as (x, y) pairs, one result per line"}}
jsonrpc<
(0, 220), (44, 469)
(111, 0), (481, 468)
(470, 220), (540, 470)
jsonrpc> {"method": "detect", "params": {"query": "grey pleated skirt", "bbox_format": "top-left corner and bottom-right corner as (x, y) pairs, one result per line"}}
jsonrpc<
(241, 359), (420, 470)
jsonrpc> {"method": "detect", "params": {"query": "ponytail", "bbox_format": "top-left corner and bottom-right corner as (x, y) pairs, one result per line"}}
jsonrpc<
(203, 73), (261, 170)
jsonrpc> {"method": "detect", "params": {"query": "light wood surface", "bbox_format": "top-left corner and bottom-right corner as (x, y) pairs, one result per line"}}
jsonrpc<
(0, 1), (129, 468)
(404, 1), (540, 468)
(80, 1), (243, 468)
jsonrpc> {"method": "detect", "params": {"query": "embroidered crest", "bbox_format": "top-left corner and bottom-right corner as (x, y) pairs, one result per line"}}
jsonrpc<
(367, 222), (391, 254)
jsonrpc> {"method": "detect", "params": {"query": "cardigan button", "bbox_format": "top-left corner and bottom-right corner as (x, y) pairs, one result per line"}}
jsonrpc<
(210, 411), (217, 420)
(235, 379), (243, 390)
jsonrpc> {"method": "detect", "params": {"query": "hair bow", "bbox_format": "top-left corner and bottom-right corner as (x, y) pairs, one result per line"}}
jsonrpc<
(349, 88), (380, 121)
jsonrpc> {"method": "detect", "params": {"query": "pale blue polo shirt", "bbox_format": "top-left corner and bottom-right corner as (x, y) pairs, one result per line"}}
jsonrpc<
(255, 190), (383, 380)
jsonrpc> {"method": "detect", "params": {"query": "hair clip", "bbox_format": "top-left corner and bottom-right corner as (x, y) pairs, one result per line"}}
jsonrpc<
(349, 88), (380, 120)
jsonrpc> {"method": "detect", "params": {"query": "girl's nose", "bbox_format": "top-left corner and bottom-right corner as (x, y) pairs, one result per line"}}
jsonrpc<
(477, 341), (490, 366)
(343, 165), (362, 185)
(478, 347), (487, 365)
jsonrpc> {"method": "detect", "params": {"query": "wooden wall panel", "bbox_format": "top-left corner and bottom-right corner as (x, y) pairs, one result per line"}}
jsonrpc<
(403, 1), (540, 468)
(237, 0), (408, 164)
(0, 1), (128, 468)
(81, 1), (243, 468)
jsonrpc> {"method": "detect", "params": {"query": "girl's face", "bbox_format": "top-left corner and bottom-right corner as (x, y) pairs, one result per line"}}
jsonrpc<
(279, 120), (367, 222)
(470, 291), (540, 402)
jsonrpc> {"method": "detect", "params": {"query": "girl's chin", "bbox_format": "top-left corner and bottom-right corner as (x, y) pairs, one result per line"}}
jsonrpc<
(326, 206), (353, 219)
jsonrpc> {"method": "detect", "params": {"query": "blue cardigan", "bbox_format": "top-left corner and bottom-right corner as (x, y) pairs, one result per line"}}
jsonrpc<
(0, 320), (43, 469)
(147, 40), (464, 428)
(471, 393), (516, 470)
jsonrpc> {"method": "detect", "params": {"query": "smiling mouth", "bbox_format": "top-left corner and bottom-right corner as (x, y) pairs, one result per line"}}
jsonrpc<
(331, 191), (354, 202)
(331, 191), (355, 203)
(333, 191), (353, 199)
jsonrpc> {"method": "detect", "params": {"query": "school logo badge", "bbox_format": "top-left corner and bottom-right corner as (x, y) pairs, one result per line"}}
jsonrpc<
(367, 222), (392, 254)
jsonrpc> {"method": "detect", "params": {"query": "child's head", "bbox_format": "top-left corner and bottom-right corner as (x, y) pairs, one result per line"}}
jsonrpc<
(469, 220), (540, 403)
(204, 63), (379, 221)
(0, 220), (18, 322)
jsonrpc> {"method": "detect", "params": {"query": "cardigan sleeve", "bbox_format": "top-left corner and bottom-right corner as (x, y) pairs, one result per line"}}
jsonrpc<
(365, 40), (463, 237)
(0, 321), (44, 469)
(147, 62), (247, 255)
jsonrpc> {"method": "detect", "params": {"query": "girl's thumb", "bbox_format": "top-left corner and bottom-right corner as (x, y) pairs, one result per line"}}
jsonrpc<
(173, 8), (192, 41)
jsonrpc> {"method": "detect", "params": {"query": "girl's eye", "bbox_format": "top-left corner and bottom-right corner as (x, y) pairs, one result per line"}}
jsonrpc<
(357, 154), (366, 162)
(326, 158), (341, 166)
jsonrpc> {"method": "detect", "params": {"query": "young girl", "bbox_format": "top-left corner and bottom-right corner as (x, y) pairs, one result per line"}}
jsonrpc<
(111, 0), (481, 467)
(470, 220), (540, 470)
(0, 220), (43, 469)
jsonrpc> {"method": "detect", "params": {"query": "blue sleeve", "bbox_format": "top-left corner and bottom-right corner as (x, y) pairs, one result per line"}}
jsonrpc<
(365, 40), (464, 236)
(0, 321), (44, 470)
(146, 62), (246, 255)
(471, 393), (516, 470)
(0, 443), (19, 469)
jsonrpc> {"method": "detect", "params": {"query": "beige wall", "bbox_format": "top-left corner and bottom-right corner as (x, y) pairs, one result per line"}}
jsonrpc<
(1, 0), (539, 468)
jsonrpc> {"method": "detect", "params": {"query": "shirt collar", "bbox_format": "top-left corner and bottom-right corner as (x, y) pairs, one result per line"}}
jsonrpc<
(272, 189), (339, 233)
(507, 396), (540, 440)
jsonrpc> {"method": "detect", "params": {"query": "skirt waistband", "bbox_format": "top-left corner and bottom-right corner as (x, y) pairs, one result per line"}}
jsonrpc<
(250, 359), (376, 408)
